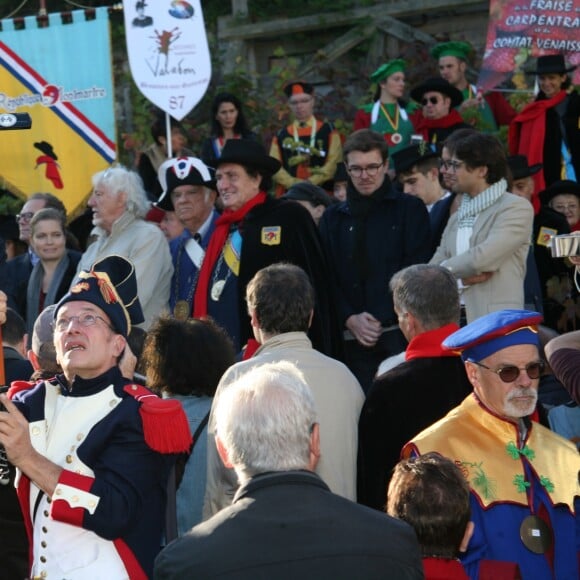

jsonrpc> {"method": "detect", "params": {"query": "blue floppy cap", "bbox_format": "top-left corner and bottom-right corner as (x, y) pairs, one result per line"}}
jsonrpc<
(442, 309), (543, 362)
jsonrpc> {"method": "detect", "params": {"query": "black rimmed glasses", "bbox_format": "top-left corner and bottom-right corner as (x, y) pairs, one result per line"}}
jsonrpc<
(347, 163), (384, 178)
(469, 360), (545, 383)
(422, 96), (440, 106)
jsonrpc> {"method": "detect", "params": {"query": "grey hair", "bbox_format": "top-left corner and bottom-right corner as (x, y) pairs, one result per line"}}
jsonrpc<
(390, 264), (460, 329)
(214, 361), (317, 483)
(92, 166), (149, 219)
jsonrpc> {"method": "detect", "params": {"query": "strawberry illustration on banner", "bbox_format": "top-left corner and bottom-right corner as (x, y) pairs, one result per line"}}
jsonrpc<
(479, 0), (580, 93)
(123, 0), (211, 121)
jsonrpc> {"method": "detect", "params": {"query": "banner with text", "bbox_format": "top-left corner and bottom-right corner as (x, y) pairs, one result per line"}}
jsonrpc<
(123, 0), (211, 121)
(0, 8), (116, 217)
(478, 0), (580, 92)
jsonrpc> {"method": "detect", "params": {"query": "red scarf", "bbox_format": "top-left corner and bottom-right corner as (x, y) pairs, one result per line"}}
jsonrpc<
(193, 192), (266, 318)
(405, 323), (460, 361)
(413, 110), (465, 141)
(508, 90), (567, 213)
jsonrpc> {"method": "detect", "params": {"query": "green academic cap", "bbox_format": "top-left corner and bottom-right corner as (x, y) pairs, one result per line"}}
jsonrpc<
(370, 59), (406, 83)
(430, 41), (471, 61)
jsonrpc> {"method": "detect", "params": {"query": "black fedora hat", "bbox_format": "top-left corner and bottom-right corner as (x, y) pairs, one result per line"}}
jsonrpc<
(410, 77), (464, 109)
(283, 182), (332, 208)
(507, 155), (542, 181)
(526, 54), (576, 76)
(539, 180), (580, 206)
(391, 142), (438, 175)
(215, 139), (282, 176)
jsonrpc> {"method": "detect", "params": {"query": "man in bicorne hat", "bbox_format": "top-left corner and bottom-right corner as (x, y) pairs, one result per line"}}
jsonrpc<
(0, 255), (191, 579)
(403, 309), (580, 580)
(431, 41), (515, 131)
(409, 77), (471, 149)
(270, 81), (342, 196)
(193, 139), (342, 359)
(156, 157), (218, 318)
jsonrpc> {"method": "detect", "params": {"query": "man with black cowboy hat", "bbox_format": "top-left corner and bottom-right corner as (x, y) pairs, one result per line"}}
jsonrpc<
(156, 157), (218, 318)
(509, 53), (579, 208)
(409, 77), (471, 149)
(193, 139), (342, 359)
(509, 156), (570, 327)
(0, 255), (191, 579)
(269, 81), (342, 196)
(391, 142), (455, 256)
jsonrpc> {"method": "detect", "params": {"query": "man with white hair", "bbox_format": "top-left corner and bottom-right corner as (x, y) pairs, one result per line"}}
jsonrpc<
(76, 166), (173, 328)
(154, 361), (423, 580)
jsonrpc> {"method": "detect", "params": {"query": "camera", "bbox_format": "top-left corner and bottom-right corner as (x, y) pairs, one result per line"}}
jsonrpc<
(549, 233), (580, 258)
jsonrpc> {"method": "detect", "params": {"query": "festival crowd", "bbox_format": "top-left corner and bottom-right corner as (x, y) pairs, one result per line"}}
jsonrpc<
(0, 44), (578, 580)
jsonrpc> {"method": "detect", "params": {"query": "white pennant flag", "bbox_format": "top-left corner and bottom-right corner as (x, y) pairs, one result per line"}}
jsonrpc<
(123, 0), (211, 120)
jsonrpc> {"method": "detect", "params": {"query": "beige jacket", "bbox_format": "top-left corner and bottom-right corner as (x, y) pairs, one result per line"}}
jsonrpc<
(430, 192), (533, 323)
(203, 332), (364, 518)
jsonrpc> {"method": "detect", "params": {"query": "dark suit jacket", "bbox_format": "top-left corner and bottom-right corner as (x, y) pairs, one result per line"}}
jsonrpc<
(237, 197), (343, 360)
(3, 346), (33, 385)
(154, 471), (423, 580)
(429, 193), (455, 257)
(1, 252), (32, 315)
(358, 356), (472, 511)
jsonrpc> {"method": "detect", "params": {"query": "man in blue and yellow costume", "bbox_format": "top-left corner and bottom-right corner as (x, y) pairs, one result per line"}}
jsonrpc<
(270, 81), (342, 196)
(403, 309), (580, 579)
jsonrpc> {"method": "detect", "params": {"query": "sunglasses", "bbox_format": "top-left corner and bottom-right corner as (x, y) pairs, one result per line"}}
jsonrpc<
(422, 96), (440, 106)
(470, 360), (545, 383)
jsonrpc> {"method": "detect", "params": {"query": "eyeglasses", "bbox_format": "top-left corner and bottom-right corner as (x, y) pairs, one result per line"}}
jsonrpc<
(470, 360), (545, 383)
(289, 97), (313, 106)
(439, 159), (465, 173)
(551, 203), (579, 212)
(16, 212), (35, 222)
(347, 163), (384, 178)
(53, 313), (113, 332)
(422, 96), (440, 106)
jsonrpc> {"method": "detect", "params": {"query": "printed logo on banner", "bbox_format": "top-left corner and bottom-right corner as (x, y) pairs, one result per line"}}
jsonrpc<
(123, 0), (211, 121)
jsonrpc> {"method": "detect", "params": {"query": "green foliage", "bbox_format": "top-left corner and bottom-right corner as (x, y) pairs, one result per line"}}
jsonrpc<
(0, 191), (23, 215)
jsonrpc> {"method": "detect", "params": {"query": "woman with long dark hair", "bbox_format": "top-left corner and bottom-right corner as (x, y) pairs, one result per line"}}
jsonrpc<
(201, 92), (258, 166)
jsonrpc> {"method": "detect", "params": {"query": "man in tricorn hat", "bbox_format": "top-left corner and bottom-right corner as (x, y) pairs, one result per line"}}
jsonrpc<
(193, 139), (342, 359)
(409, 77), (471, 149)
(509, 53), (579, 201)
(0, 256), (191, 579)
(403, 309), (580, 579)
(156, 156), (218, 317)
(269, 81), (342, 196)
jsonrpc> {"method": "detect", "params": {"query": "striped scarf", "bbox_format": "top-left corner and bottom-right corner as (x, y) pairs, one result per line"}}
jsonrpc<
(456, 178), (507, 254)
